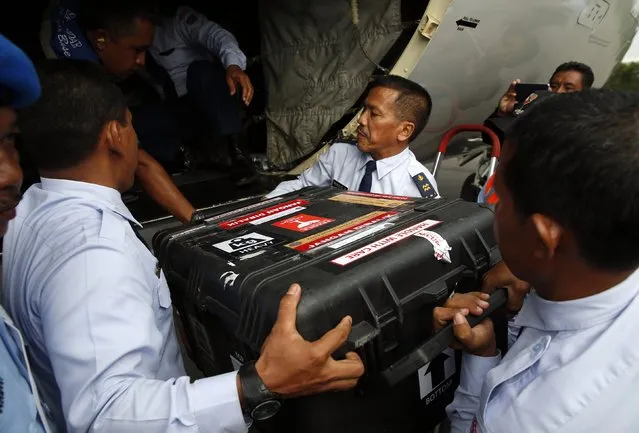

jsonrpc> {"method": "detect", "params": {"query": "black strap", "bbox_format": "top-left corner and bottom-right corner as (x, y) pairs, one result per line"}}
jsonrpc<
(331, 179), (348, 190)
(129, 222), (150, 251)
(358, 160), (377, 192)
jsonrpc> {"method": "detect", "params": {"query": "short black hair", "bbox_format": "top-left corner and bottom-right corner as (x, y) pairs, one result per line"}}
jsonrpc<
(369, 75), (432, 142)
(19, 60), (128, 171)
(78, 0), (159, 36)
(504, 89), (639, 272)
(552, 61), (595, 88)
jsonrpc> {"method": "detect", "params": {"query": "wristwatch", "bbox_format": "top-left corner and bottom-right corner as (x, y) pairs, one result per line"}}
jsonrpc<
(238, 361), (282, 421)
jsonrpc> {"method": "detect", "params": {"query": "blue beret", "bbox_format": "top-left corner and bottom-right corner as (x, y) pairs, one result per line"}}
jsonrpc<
(0, 33), (41, 108)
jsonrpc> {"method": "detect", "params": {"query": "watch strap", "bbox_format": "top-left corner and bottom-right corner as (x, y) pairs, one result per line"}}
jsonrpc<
(238, 361), (279, 413)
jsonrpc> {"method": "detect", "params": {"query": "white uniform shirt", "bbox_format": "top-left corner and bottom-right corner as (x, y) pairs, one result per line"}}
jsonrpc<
(0, 305), (53, 433)
(150, 6), (247, 97)
(447, 267), (639, 433)
(3, 178), (246, 433)
(266, 142), (439, 199)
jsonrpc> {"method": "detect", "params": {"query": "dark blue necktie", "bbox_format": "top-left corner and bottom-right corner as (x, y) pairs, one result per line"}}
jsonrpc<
(358, 160), (377, 192)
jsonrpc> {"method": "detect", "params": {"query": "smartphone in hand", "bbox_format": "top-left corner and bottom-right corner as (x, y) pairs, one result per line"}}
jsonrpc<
(514, 83), (550, 104)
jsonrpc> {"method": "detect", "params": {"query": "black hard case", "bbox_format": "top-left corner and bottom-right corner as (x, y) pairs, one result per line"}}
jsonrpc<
(153, 187), (499, 432)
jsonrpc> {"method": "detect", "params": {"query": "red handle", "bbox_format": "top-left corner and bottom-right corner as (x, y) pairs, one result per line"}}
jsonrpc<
(436, 124), (501, 159)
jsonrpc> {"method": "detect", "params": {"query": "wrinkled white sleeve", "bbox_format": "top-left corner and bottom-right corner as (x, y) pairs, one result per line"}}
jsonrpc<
(446, 352), (501, 433)
(173, 6), (247, 70)
(265, 146), (338, 198)
(40, 243), (247, 433)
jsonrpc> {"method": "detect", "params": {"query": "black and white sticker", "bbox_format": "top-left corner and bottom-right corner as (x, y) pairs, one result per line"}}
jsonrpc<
(418, 348), (456, 403)
(212, 233), (275, 256)
(219, 271), (240, 290)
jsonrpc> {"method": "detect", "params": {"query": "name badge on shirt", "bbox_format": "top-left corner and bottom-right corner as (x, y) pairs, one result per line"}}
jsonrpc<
(412, 173), (437, 199)
(331, 179), (348, 190)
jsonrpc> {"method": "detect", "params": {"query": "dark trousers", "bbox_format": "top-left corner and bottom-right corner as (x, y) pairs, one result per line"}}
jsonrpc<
(184, 60), (242, 137)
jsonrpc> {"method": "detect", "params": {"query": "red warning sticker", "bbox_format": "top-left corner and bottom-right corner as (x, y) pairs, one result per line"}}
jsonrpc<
(219, 199), (309, 230)
(272, 214), (334, 232)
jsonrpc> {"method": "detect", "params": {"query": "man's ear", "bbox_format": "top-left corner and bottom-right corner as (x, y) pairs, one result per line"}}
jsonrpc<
(102, 120), (124, 156)
(397, 121), (415, 143)
(92, 30), (109, 52)
(531, 213), (564, 260)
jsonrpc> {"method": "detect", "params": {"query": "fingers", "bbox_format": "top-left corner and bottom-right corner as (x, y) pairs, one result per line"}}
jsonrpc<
(433, 306), (469, 333)
(227, 68), (253, 104)
(314, 315), (353, 355)
(226, 75), (237, 96)
(503, 80), (519, 101)
(481, 262), (532, 314)
(344, 351), (361, 362)
(452, 313), (496, 355)
(433, 291), (491, 333)
(275, 284), (302, 332)
(448, 292), (489, 313)
(241, 82), (250, 105)
(288, 352), (364, 397)
(433, 306), (469, 330)
(452, 312), (474, 346)
(325, 351), (365, 381)
(482, 261), (513, 292)
(320, 378), (360, 393)
(240, 76), (254, 105)
(294, 377), (360, 396)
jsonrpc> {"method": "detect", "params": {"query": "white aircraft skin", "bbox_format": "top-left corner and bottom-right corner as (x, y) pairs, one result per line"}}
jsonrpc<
(330, 0), (639, 165)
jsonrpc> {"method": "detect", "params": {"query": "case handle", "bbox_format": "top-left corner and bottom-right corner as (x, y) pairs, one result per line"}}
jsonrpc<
(380, 288), (507, 386)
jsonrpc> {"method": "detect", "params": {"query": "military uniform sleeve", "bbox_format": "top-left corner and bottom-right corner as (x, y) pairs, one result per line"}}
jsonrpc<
(40, 241), (247, 433)
(265, 145), (339, 198)
(172, 6), (247, 70)
(446, 352), (502, 433)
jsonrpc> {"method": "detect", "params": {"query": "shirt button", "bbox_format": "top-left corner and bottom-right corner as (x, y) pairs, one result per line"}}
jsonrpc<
(533, 343), (543, 353)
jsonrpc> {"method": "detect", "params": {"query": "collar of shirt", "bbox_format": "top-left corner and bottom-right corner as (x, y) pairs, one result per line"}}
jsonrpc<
(515, 267), (639, 332)
(39, 177), (141, 227)
(359, 146), (411, 180)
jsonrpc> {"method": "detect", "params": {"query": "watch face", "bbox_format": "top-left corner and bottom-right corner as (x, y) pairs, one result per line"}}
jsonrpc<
(251, 399), (282, 421)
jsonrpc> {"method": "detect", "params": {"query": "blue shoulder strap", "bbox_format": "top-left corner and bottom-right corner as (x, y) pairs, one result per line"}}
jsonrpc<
(412, 173), (437, 198)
